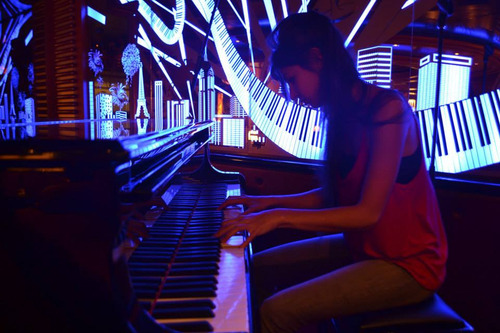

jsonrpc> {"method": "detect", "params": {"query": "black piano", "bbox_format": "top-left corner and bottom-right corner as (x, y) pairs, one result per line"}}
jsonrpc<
(0, 119), (251, 332)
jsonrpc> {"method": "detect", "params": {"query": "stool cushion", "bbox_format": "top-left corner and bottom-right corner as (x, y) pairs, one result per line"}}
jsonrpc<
(359, 294), (473, 332)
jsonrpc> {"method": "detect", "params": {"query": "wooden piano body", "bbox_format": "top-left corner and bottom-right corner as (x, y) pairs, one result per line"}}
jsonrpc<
(0, 119), (251, 332)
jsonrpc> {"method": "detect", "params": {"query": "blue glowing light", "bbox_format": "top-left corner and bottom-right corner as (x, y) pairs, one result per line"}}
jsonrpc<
(87, 6), (106, 25)
(122, 44), (141, 85)
(88, 49), (104, 76)
(109, 82), (129, 111)
(11, 67), (20, 90)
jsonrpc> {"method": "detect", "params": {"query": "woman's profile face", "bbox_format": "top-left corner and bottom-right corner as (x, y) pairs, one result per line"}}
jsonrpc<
(280, 65), (322, 108)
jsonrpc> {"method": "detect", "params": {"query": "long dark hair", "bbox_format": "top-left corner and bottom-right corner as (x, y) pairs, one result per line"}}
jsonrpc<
(269, 11), (362, 205)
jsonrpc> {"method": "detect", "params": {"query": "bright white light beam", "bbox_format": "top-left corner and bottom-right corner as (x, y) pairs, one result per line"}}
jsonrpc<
(344, 0), (377, 48)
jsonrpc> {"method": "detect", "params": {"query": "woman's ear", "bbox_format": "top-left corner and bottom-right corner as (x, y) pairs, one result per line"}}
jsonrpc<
(308, 47), (324, 72)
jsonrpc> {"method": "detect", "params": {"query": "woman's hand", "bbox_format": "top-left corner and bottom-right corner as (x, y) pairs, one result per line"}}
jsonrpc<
(218, 194), (274, 215)
(214, 209), (283, 248)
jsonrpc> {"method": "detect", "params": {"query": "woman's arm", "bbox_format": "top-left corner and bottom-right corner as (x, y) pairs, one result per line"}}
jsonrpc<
(218, 187), (325, 214)
(216, 98), (414, 246)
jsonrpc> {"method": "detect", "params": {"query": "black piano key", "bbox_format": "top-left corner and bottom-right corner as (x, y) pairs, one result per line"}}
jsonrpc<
(291, 105), (305, 136)
(458, 101), (474, 150)
(132, 276), (163, 285)
(132, 281), (162, 289)
(165, 275), (218, 285)
(260, 89), (274, 118)
(129, 267), (168, 277)
(437, 111), (448, 156)
(150, 299), (215, 311)
(135, 289), (161, 299)
(158, 287), (217, 299)
(276, 101), (289, 127)
(267, 94), (280, 121)
(451, 103), (467, 152)
(162, 279), (217, 290)
(175, 254), (220, 262)
(242, 70), (251, 87)
(129, 254), (172, 263)
(476, 97), (491, 145)
(417, 110), (431, 158)
(299, 107), (312, 142)
(163, 321), (213, 332)
(286, 103), (297, 133)
(153, 306), (214, 319)
(170, 263), (219, 276)
(470, 97), (487, 146)
(446, 106), (460, 153)
(488, 91), (500, 134)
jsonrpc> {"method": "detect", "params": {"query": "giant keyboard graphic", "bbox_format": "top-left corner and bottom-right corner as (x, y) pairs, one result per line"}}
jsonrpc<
(193, 0), (499, 172)
(192, 0), (326, 161)
(416, 89), (500, 173)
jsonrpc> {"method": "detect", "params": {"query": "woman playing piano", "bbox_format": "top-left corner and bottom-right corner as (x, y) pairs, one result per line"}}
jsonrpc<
(216, 11), (448, 333)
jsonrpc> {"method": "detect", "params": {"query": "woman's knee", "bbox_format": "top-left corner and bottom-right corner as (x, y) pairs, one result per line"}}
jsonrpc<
(260, 293), (297, 332)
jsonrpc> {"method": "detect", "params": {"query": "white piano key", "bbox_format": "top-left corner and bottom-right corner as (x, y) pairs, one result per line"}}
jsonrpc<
(276, 102), (294, 149)
(473, 96), (494, 165)
(455, 101), (479, 170)
(480, 93), (500, 164)
(449, 103), (473, 172)
(416, 110), (430, 163)
(285, 104), (301, 155)
(422, 109), (435, 170)
(439, 105), (457, 173)
(294, 106), (307, 158)
(491, 89), (500, 134)
(462, 99), (487, 168)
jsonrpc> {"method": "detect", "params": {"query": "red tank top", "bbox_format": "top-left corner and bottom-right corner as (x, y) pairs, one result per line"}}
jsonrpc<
(338, 122), (448, 291)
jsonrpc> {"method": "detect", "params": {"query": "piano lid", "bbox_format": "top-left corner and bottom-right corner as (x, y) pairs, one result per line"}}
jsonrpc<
(0, 119), (212, 163)
(0, 119), (214, 201)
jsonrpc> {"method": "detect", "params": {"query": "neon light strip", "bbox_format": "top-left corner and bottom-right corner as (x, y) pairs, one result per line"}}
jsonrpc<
(178, 33), (187, 65)
(24, 29), (33, 46)
(152, 0), (214, 42)
(153, 46), (182, 67)
(401, 0), (416, 10)
(280, 0), (288, 18)
(358, 65), (392, 70)
(344, 0), (377, 47)
(432, 53), (473, 66)
(262, 0), (277, 30)
(215, 84), (232, 97)
(186, 80), (195, 119)
(263, 71), (271, 85)
(241, 0), (255, 73)
(226, 0), (246, 27)
(137, 25), (182, 99)
(137, 25), (182, 67)
(358, 52), (392, 59)
(298, 0), (310, 13)
(87, 6), (106, 25)
(89, 81), (95, 140)
(152, 50), (182, 99)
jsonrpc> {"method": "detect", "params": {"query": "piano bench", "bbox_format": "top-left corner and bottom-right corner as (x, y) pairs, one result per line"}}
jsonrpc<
(333, 294), (474, 333)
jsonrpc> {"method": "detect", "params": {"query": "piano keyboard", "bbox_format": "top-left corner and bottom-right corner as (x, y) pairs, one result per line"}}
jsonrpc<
(128, 182), (250, 332)
(416, 88), (500, 173)
(191, 0), (326, 161)
(137, 0), (185, 45)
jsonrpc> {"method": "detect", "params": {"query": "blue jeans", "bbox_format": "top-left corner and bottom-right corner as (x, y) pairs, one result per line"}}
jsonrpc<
(252, 233), (433, 333)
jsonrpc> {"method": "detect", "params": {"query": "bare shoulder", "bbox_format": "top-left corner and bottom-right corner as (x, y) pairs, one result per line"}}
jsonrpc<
(366, 86), (412, 124)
